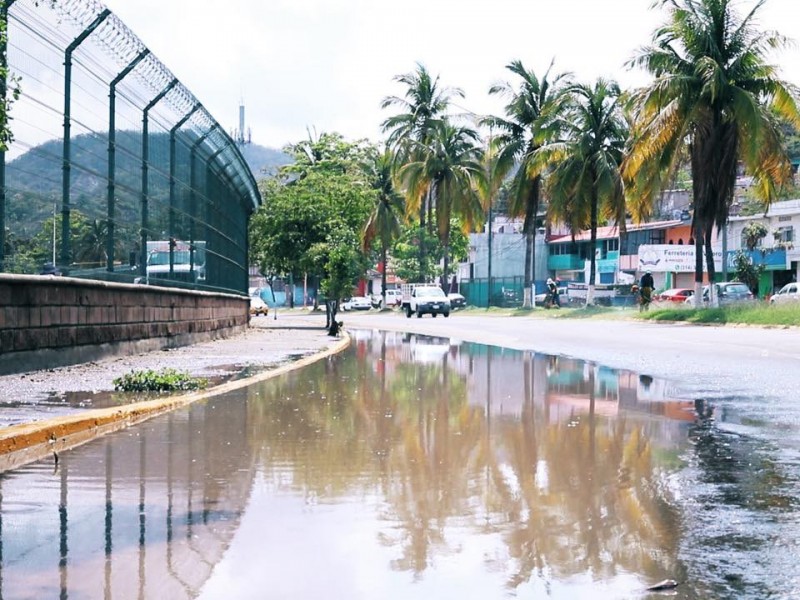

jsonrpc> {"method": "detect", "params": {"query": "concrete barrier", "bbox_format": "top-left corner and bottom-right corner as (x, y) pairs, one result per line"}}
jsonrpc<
(0, 274), (249, 374)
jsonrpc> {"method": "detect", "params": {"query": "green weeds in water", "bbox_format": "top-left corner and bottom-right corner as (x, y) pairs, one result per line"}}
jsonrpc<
(113, 368), (208, 392)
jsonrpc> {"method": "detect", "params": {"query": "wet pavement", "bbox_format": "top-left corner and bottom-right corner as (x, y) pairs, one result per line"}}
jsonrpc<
(1, 327), (799, 599)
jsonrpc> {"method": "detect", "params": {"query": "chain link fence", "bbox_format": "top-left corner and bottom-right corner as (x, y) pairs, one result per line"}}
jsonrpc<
(1, 0), (260, 294)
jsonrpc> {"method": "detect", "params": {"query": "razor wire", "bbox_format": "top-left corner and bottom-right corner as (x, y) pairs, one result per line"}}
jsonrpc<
(1, 0), (261, 295)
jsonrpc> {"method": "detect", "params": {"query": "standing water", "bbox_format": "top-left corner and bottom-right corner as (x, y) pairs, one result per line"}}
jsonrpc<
(0, 330), (797, 599)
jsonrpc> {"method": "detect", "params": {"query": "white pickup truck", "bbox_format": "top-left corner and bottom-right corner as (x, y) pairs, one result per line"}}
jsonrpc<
(401, 284), (451, 318)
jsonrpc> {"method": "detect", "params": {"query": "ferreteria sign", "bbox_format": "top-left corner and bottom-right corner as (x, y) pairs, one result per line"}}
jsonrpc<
(637, 245), (723, 272)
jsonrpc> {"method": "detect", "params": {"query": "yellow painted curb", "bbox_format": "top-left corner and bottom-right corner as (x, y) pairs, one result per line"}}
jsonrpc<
(0, 332), (351, 473)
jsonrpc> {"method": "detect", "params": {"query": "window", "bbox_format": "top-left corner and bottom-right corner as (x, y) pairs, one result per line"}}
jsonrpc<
(777, 227), (794, 244)
(650, 229), (666, 245)
(621, 229), (667, 254)
(550, 242), (577, 256)
(606, 238), (619, 252)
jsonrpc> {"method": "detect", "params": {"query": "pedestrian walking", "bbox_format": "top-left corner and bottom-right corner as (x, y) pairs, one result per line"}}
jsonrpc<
(639, 271), (654, 311)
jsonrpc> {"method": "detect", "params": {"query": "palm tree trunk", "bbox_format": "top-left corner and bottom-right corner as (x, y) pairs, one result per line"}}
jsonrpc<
(587, 179), (598, 306)
(521, 180), (539, 309)
(380, 243), (388, 308)
(704, 219), (717, 307)
(418, 197), (426, 283)
(523, 233), (533, 308)
(442, 227), (450, 291)
(693, 219), (704, 307)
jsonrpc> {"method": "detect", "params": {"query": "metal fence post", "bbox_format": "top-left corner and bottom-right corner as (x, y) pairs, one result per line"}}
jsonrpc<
(106, 49), (149, 272)
(168, 103), (200, 274)
(189, 125), (217, 279)
(139, 78), (177, 276)
(62, 8), (111, 269)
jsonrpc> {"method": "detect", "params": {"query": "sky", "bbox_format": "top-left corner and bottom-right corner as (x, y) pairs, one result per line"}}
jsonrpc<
(101, 0), (800, 151)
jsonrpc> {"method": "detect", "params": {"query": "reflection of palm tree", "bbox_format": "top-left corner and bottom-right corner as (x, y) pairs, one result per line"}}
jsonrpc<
(242, 338), (684, 588)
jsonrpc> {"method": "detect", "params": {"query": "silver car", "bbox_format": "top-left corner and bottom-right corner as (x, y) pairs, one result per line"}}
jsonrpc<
(687, 282), (754, 306)
(770, 282), (800, 305)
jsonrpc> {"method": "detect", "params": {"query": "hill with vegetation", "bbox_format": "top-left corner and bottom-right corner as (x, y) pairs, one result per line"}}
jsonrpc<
(4, 132), (288, 239)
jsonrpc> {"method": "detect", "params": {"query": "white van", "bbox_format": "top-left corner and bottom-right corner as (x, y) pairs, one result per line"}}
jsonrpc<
(371, 289), (402, 308)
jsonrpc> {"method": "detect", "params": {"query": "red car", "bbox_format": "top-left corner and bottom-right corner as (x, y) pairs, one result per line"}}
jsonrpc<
(656, 288), (695, 303)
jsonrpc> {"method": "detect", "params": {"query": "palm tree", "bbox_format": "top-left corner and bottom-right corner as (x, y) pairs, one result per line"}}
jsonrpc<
(484, 60), (573, 308)
(398, 121), (485, 287)
(544, 79), (627, 306)
(363, 149), (405, 307)
(625, 0), (800, 306)
(381, 64), (463, 281)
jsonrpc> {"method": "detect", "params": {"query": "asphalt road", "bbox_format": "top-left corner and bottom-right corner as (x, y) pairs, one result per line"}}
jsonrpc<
(340, 310), (800, 404)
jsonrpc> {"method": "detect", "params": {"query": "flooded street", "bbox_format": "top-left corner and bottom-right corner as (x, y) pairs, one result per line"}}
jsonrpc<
(0, 329), (798, 599)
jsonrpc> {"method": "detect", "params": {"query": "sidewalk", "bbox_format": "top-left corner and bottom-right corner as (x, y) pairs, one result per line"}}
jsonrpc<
(0, 313), (344, 471)
(0, 313), (334, 409)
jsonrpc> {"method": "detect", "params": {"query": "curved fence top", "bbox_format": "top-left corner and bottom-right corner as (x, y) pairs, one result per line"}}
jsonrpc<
(1, 0), (262, 294)
(53, 0), (261, 210)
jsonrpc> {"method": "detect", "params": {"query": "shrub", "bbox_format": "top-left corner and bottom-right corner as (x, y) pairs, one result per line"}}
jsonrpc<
(113, 368), (208, 392)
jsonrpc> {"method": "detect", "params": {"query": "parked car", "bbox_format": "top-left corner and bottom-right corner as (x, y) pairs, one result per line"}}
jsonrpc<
(249, 295), (269, 316)
(655, 288), (694, 303)
(770, 282), (800, 305)
(342, 296), (372, 311)
(447, 292), (466, 309)
(371, 289), (403, 308)
(685, 282), (754, 306)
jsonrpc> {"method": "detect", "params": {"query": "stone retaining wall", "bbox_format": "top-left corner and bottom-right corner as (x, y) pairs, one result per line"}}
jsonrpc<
(0, 274), (248, 374)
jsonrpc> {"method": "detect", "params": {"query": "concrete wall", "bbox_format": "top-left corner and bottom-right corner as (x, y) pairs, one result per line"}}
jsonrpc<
(0, 274), (248, 375)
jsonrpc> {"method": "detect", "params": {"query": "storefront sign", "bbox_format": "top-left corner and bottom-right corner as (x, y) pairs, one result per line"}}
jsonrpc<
(637, 245), (722, 272)
(638, 244), (788, 272)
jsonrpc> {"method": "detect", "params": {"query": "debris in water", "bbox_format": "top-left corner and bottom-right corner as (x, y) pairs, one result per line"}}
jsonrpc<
(647, 579), (679, 591)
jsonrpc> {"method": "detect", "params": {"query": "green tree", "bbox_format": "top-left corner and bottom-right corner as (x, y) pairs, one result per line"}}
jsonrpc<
(381, 64), (463, 280)
(732, 250), (763, 294)
(390, 220), (468, 284)
(391, 224), (440, 283)
(625, 0), (800, 306)
(362, 148), (405, 307)
(249, 134), (376, 324)
(280, 130), (373, 181)
(397, 121), (484, 287)
(545, 79), (627, 305)
(484, 60), (572, 307)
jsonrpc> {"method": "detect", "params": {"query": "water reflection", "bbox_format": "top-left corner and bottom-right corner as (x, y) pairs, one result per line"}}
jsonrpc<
(0, 397), (254, 599)
(0, 330), (795, 598)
